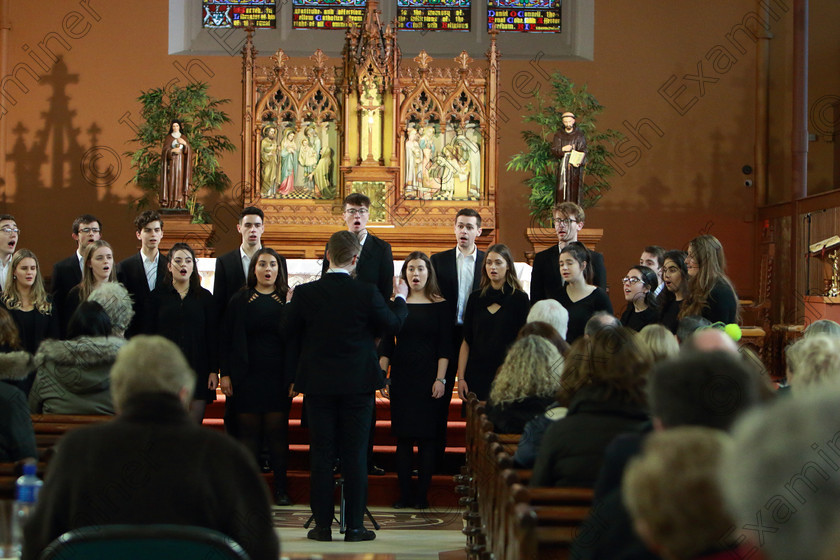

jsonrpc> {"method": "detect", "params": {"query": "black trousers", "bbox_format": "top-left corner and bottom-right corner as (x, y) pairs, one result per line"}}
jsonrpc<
(306, 392), (374, 529)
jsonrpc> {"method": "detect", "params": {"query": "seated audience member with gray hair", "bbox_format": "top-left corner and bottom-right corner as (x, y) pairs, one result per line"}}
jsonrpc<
(22, 336), (279, 560)
(784, 333), (840, 393)
(803, 318), (840, 338)
(527, 299), (569, 340)
(571, 351), (762, 560)
(720, 386), (840, 560)
(583, 310), (620, 338)
(87, 281), (135, 338)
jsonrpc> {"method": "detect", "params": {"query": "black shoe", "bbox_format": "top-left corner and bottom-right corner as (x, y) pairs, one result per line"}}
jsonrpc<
(307, 527), (332, 541)
(368, 465), (386, 476)
(392, 500), (410, 509)
(344, 528), (376, 542)
(274, 491), (293, 506)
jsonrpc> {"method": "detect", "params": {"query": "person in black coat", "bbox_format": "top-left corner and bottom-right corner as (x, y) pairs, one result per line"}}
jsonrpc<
(222, 248), (294, 506)
(214, 207), (287, 436)
(116, 211), (167, 338)
(50, 214), (102, 337)
(456, 244), (530, 402)
(145, 243), (218, 424)
(430, 208), (484, 462)
(284, 230), (408, 543)
(21, 335), (279, 560)
(530, 327), (650, 488)
(531, 202), (606, 302)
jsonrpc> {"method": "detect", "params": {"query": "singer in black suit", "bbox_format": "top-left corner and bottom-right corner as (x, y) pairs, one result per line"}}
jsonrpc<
(51, 215), (102, 337)
(530, 202), (606, 302)
(285, 231), (408, 543)
(116, 211), (167, 338)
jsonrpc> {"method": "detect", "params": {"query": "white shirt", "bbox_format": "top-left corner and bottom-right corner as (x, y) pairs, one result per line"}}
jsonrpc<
(142, 251), (159, 291)
(654, 282), (665, 297)
(76, 250), (85, 273)
(0, 256), (10, 291)
(455, 246), (477, 325)
(240, 246), (261, 280)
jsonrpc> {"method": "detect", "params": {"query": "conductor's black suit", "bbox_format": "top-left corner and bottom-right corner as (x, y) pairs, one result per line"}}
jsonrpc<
(284, 271), (407, 531)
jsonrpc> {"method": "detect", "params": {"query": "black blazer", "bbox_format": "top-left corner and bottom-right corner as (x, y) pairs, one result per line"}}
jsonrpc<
(430, 247), (485, 323)
(213, 247), (288, 314)
(50, 254), (82, 337)
(283, 272), (407, 396)
(116, 252), (169, 338)
(530, 244), (607, 303)
(322, 233), (394, 301)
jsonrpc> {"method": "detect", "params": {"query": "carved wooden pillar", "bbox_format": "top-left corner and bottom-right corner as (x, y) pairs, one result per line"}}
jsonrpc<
(241, 29), (256, 206)
(486, 28), (500, 211)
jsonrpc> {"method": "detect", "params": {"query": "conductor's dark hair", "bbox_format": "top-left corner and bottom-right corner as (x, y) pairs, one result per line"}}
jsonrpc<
(327, 230), (361, 268)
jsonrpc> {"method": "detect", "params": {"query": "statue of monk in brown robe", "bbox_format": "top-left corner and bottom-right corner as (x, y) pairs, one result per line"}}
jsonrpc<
(551, 112), (587, 205)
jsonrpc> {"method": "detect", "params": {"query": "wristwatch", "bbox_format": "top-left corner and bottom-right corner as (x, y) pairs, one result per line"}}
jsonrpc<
(435, 378), (446, 385)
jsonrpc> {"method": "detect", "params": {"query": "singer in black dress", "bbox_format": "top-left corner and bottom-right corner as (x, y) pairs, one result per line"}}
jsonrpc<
(144, 243), (218, 423)
(222, 248), (294, 506)
(380, 252), (452, 508)
(457, 244), (530, 402)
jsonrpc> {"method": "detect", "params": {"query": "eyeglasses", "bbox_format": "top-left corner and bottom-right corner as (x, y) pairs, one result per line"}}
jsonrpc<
(0, 227), (19, 235)
(79, 227), (101, 234)
(344, 208), (370, 216)
(553, 218), (579, 226)
(622, 277), (645, 285)
(662, 266), (681, 275)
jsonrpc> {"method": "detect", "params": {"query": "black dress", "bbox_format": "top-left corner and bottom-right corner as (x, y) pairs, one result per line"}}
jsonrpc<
(225, 289), (292, 414)
(381, 301), (452, 439)
(659, 298), (682, 334)
(554, 286), (613, 343)
(703, 279), (738, 324)
(620, 306), (658, 332)
(463, 287), (530, 401)
(145, 285), (219, 401)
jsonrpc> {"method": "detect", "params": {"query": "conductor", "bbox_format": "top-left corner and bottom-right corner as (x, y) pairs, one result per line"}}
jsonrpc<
(284, 230), (408, 542)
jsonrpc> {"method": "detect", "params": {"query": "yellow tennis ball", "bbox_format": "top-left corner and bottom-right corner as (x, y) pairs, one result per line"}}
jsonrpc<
(724, 323), (742, 342)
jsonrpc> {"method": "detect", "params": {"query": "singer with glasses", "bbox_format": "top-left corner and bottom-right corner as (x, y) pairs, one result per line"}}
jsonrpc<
(619, 266), (659, 332)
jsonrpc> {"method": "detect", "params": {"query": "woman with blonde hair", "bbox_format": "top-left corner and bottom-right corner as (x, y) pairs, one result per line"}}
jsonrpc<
(63, 240), (116, 335)
(681, 235), (738, 324)
(1, 249), (59, 393)
(456, 243), (530, 401)
(485, 335), (564, 434)
(638, 324), (679, 362)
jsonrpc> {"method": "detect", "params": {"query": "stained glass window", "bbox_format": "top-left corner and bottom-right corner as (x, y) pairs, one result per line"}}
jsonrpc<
(487, 1), (561, 33)
(202, 1), (276, 29)
(397, 1), (471, 32)
(292, 0), (366, 30)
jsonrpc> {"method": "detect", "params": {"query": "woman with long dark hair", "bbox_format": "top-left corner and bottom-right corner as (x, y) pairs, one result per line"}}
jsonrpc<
(456, 243), (530, 401)
(221, 247), (294, 506)
(658, 250), (689, 333)
(554, 242), (613, 343)
(145, 242), (218, 423)
(681, 235), (739, 324)
(380, 251), (452, 509)
(619, 265), (659, 332)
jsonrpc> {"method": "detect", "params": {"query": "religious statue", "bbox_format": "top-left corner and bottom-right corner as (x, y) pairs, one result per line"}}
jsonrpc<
(260, 124), (280, 197)
(551, 111), (587, 205)
(277, 128), (297, 196)
(358, 76), (383, 162)
(404, 125), (422, 191)
(160, 120), (192, 209)
(298, 136), (318, 192)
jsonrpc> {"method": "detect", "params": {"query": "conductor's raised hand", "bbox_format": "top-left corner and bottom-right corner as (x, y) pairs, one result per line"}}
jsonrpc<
(394, 276), (409, 299)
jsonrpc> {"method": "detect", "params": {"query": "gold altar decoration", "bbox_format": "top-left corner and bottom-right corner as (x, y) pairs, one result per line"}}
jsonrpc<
(809, 235), (840, 297)
(239, 0), (500, 258)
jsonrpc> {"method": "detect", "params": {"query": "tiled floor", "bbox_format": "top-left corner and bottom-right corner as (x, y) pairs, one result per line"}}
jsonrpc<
(275, 505), (465, 559)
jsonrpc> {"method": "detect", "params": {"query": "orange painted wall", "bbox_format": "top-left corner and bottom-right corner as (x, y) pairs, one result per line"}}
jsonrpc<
(0, 0), (799, 313)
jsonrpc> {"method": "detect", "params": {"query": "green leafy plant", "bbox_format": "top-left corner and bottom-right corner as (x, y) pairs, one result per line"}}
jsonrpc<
(126, 82), (236, 223)
(507, 73), (623, 226)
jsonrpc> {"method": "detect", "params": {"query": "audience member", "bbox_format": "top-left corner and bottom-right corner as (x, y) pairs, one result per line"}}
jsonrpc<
(0, 308), (37, 461)
(530, 327), (650, 487)
(527, 298), (569, 339)
(803, 318), (840, 338)
(620, 265), (659, 332)
(22, 335), (279, 560)
(51, 214), (101, 335)
(87, 282), (134, 338)
(584, 310), (621, 338)
(639, 246), (665, 297)
(675, 315), (711, 343)
(682, 235), (738, 324)
(553, 242), (613, 343)
(638, 324), (679, 362)
(658, 250), (689, 333)
(1, 249), (59, 394)
(457, 243), (530, 401)
(785, 333), (840, 393)
(64, 240), (116, 335)
(531, 202), (607, 302)
(29, 301), (122, 415)
(0, 215), (19, 292)
(623, 428), (754, 560)
(517, 321), (569, 356)
(485, 335), (564, 434)
(682, 327), (738, 354)
(117, 211), (166, 337)
(720, 386), (840, 560)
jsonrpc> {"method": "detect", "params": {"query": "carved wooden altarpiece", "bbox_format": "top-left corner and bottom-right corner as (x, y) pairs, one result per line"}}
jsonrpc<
(240, 1), (500, 259)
